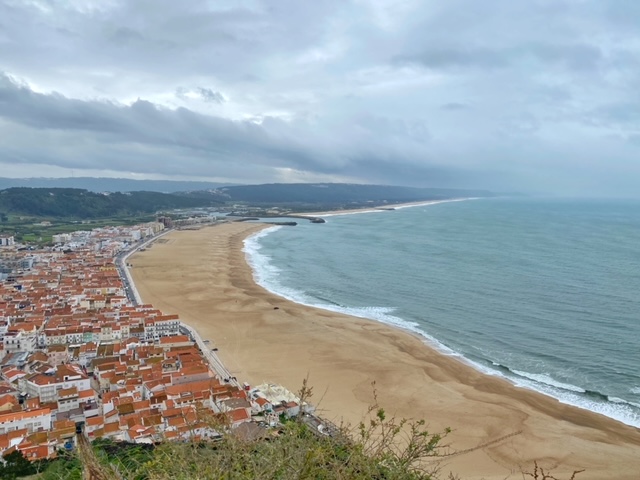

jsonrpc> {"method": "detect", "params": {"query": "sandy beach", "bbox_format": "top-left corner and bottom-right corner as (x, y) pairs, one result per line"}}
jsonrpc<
(130, 222), (640, 479)
(293, 198), (474, 217)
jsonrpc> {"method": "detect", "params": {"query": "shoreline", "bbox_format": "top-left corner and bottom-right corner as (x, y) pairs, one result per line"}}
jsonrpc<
(244, 223), (640, 429)
(130, 222), (640, 479)
(276, 196), (640, 428)
(244, 224), (474, 366)
(293, 197), (479, 218)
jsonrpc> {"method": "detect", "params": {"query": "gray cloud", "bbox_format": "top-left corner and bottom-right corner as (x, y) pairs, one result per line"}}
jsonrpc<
(585, 102), (640, 129)
(197, 88), (225, 104)
(175, 86), (225, 104)
(0, 1), (639, 196)
(396, 47), (509, 70)
(396, 43), (602, 74)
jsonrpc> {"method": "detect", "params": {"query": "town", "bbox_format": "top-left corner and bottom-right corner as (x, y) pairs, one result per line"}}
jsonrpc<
(0, 222), (317, 463)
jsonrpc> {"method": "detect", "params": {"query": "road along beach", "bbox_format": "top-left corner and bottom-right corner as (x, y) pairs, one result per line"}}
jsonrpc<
(129, 221), (640, 479)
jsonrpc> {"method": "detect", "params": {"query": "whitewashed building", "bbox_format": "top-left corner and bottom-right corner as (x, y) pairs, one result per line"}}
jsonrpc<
(20, 365), (91, 403)
(0, 408), (51, 434)
(3, 329), (38, 354)
(0, 235), (15, 247)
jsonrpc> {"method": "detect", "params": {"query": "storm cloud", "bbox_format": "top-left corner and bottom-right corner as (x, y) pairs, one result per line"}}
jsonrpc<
(1, 0), (639, 195)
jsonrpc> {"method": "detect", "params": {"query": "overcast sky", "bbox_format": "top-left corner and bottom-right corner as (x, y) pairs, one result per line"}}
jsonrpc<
(1, 0), (640, 196)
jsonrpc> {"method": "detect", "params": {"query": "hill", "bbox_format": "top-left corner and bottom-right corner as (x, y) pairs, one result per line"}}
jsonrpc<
(0, 183), (495, 220)
(184, 183), (494, 210)
(0, 177), (233, 193)
(0, 187), (223, 219)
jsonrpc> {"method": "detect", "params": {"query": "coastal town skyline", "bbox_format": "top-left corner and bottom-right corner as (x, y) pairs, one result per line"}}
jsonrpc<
(1, 1), (640, 197)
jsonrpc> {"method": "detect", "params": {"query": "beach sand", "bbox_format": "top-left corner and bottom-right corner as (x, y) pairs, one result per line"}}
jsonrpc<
(130, 222), (640, 479)
(293, 199), (471, 217)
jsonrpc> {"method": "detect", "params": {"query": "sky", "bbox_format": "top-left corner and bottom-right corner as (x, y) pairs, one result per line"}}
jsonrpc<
(1, 0), (640, 196)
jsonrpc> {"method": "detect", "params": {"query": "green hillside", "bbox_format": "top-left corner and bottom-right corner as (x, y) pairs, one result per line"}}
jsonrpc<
(181, 183), (494, 211)
(0, 187), (223, 219)
(0, 184), (494, 220)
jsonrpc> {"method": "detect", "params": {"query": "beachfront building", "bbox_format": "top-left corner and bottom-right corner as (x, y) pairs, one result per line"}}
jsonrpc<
(157, 334), (192, 350)
(144, 315), (181, 341)
(252, 383), (310, 418)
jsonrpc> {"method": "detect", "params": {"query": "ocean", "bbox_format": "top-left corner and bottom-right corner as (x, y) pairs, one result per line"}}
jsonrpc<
(243, 197), (640, 428)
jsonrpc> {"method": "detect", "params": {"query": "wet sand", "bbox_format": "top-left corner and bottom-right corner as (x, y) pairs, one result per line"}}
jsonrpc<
(130, 222), (640, 479)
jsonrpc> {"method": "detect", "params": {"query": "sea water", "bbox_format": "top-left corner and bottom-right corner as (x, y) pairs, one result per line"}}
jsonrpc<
(243, 198), (640, 427)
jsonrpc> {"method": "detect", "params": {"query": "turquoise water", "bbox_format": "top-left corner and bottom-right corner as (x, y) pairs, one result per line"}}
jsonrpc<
(243, 198), (640, 427)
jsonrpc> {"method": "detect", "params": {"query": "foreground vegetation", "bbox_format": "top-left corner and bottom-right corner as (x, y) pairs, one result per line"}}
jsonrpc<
(3, 400), (584, 480)
(25, 405), (453, 480)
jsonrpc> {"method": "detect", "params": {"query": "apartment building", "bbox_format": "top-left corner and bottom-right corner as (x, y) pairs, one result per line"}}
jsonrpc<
(0, 408), (51, 435)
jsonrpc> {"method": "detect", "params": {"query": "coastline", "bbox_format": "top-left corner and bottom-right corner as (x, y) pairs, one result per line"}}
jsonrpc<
(129, 222), (640, 479)
(294, 197), (478, 218)
(245, 212), (640, 429)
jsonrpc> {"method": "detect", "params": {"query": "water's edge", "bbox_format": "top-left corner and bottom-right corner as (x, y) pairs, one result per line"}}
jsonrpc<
(241, 200), (640, 428)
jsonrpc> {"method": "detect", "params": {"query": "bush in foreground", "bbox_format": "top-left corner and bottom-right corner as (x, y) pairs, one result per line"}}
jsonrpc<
(34, 382), (584, 479)
(64, 411), (448, 479)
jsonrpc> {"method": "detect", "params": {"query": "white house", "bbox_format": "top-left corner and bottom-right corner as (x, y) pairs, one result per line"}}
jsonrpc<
(0, 235), (15, 247)
(47, 344), (69, 366)
(20, 365), (91, 403)
(0, 408), (51, 435)
(144, 315), (181, 341)
(52, 233), (72, 244)
(3, 329), (38, 354)
(57, 387), (80, 413)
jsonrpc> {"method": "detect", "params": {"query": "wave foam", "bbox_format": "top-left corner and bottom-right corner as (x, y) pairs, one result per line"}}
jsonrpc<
(511, 370), (586, 393)
(505, 372), (640, 427)
(243, 228), (460, 358)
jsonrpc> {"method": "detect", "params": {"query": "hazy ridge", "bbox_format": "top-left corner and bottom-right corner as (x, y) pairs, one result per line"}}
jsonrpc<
(0, 179), (495, 219)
